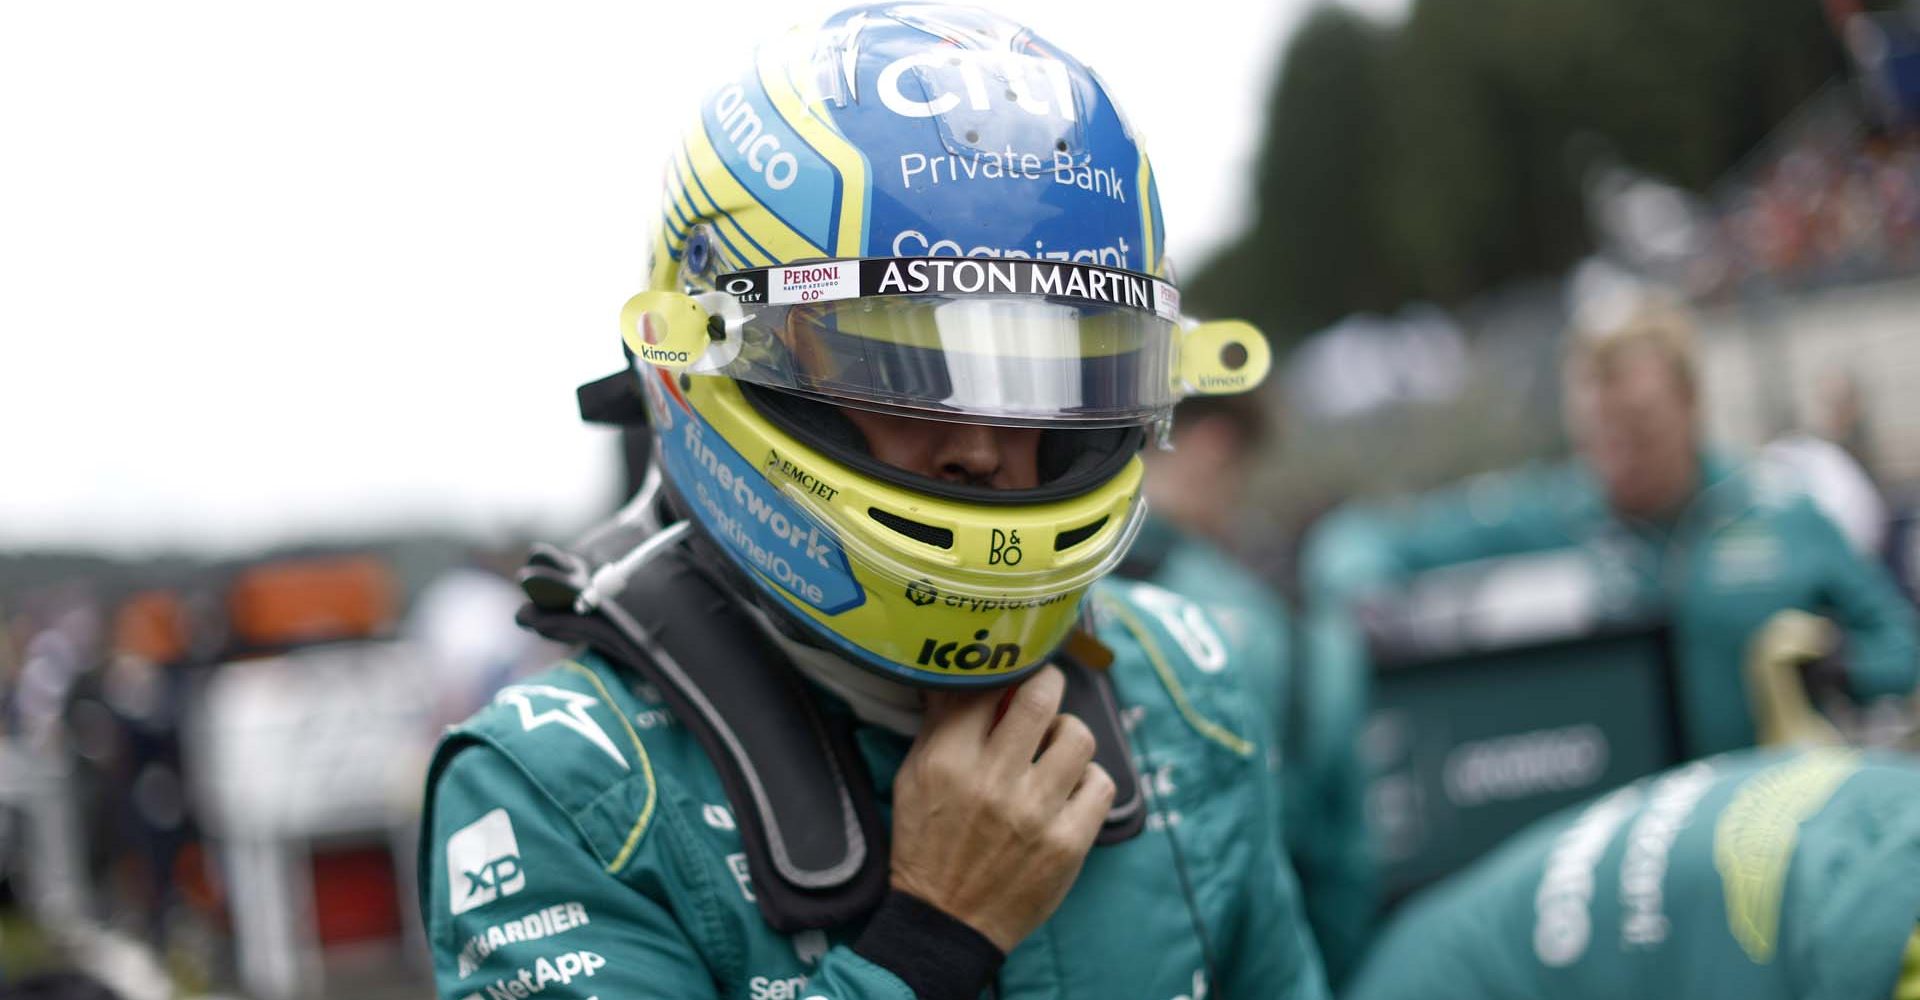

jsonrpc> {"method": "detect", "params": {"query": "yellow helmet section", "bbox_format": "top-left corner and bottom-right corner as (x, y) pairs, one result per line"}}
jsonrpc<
(641, 365), (1141, 685)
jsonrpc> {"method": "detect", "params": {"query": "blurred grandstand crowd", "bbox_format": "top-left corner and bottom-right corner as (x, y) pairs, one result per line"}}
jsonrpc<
(1713, 127), (1920, 294)
(7, 6), (1920, 1000)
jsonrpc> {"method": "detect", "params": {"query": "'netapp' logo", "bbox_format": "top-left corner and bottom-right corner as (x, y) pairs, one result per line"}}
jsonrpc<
(448, 808), (526, 915)
(916, 630), (1021, 671)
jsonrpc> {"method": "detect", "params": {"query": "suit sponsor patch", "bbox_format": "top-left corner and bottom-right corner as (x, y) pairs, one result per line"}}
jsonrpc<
(448, 809), (526, 915)
(456, 901), (591, 978)
(494, 684), (628, 771)
(474, 949), (606, 999)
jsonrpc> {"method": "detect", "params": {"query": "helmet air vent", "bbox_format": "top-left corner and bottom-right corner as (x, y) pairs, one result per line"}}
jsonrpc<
(1053, 516), (1109, 551)
(867, 507), (954, 549)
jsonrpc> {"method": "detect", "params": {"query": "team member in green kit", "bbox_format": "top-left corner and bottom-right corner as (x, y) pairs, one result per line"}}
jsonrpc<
(1346, 746), (1920, 1000)
(1302, 299), (1918, 757)
(1127, 393), (1374, 985)
(418, 6), (1328, 999)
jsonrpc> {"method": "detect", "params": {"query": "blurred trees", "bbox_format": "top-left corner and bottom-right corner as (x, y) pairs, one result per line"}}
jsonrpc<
(1188, 0), (1845, 344)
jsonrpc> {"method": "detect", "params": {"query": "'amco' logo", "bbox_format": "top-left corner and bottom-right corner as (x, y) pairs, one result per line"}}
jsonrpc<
(711, 84), (800, 191)
(448, 808), (527, 915)
(905, 580), (938, 606)
(917, 630), (1021, 671)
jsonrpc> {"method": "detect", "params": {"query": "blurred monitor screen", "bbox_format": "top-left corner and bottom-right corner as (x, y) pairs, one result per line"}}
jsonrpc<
(1364, 624), (1683, 904)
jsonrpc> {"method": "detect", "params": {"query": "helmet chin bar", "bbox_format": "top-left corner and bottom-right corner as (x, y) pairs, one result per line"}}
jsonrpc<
(620, 287), (1276, 402)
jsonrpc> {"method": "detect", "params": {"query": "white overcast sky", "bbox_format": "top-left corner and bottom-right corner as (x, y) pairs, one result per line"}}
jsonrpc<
(1, 0), (1355, 554)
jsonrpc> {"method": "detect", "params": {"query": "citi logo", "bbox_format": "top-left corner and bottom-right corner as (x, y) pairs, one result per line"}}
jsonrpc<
(916, 630), (1021, 671)
(877, 52), (1076, 123)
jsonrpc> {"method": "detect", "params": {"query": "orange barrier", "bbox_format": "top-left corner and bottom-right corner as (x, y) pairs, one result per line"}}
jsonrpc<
(113, 589), (191, 664)
(227, 555), (396, 649)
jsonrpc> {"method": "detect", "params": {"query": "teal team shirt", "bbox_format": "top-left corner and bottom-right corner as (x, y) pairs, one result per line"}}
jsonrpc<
(1348, 747), (1920, 1000)
(1302, 454), (1919, 757)
(417, 578), (1329, 1000)
(1127, 516), (1374, 986)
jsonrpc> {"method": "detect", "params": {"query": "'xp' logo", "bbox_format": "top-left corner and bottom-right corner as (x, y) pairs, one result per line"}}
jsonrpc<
(917, 630), (1022, 672)
(446, 808), (527, 914)
(463, 857), (524, 908)
(906, 580), (938, 606)
(989, 529), (1023, 566)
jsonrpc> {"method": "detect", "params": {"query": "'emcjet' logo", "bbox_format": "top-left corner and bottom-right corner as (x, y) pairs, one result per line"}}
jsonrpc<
(916, 630), (1022, 671)
(448, 809), (526, 915)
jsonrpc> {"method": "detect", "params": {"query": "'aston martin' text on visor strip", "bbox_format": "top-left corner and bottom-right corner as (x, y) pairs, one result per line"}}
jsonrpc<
(717, 258), (1182, 322)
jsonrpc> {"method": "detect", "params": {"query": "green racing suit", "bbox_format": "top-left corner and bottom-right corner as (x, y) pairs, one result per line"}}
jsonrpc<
(1347, 746), (1920, 1000)
(1120, 516), (1373, 986)
(417, 577), (1329, 1000)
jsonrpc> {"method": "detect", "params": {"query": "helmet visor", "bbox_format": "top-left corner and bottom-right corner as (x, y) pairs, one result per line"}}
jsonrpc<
(697, 258), (1182, 428)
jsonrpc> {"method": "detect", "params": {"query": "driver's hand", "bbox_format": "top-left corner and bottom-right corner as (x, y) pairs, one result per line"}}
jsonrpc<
(888, 665), (1115, 953)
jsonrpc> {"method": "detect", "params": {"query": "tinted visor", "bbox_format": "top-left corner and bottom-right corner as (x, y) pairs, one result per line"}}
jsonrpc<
(699, 258), (1181, 428)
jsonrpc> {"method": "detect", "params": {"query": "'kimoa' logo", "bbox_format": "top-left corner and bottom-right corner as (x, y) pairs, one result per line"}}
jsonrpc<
(916, 630), (1022, 671)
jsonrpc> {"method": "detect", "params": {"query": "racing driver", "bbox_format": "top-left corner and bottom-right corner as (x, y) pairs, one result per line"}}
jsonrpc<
(417, 6), (1328, 999)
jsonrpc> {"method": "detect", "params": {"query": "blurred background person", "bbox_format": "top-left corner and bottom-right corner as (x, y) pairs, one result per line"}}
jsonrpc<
(1345, 743), (1920, 1000)
(1305, 297), (1917, 760)
(1128, 393), (1375, 985)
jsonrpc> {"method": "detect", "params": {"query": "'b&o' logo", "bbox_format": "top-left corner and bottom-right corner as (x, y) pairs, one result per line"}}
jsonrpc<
(989, 529), (1023, 566)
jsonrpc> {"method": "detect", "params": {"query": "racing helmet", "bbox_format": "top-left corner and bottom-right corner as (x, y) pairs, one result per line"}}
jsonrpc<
(622, 3), (1270, 688)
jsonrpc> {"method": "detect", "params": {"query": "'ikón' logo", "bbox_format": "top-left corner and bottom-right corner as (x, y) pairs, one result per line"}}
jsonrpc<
(916, 630), (1021, 671)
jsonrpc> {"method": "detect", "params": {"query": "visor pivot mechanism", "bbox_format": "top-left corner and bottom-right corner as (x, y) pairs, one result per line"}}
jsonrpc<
(620, 290), (715, 372)
(1174, 320), (1272, 398)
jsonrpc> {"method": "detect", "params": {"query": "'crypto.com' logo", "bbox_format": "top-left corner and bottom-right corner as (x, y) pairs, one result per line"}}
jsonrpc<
(448, 808), (526, 915)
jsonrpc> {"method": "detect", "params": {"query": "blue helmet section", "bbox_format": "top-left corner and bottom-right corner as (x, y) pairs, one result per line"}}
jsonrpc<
(820, 5), (1163, 273)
